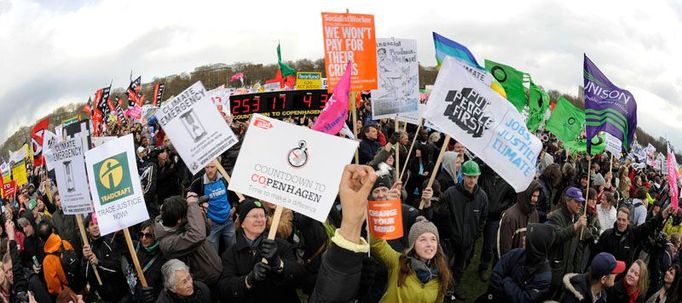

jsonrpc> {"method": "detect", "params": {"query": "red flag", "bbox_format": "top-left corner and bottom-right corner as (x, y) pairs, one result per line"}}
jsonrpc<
(230, 72), (244, 82)
(83, 97), (93, 116)
(136, 92), (146, 107)
(31, 117), (49, 167)
(127, 76), (142, 107)
(152, 83), (165, 107)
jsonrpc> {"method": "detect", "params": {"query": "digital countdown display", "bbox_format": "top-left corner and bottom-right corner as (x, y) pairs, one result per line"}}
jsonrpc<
(229, 90), (330, 121)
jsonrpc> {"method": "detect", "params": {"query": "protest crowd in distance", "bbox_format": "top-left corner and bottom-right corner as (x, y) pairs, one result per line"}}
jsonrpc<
(1, 11), (681, 303)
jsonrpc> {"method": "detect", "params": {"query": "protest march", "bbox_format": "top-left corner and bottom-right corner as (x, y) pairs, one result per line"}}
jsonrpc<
(1, 3), (682, 303)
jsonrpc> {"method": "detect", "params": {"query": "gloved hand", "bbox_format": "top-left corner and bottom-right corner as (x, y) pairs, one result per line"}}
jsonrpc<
(247, 262), (271, 285)
(141, 286), (156, 303)
(389, 132), (401, 145)
(260, 239), (280, 266)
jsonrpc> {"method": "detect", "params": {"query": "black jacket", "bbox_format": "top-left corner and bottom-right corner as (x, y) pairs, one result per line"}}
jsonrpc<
(217, 231), (304, 303)
(308, 242), (365, 303)
(606, 278), (645, 303)
(478, 165), (515, 220)
(8, 240), (51, 303)
(358, 139), (381, 165)
(594, 213), (663, 266)
(156, 281), (211, 303)
(135, 242), (167, 302)
(156, 160), (181, 203)
(441, 183), (488, 249)
(560, 273), (607, 303)
(82, 233), (129, 302)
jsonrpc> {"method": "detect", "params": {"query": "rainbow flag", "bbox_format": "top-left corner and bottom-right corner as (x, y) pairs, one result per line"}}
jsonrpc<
(433, 32), (483, 69)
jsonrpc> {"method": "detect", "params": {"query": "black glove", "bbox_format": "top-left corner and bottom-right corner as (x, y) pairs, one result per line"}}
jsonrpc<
(141, 286), (156, 303)
(389, 132), (401, 145)
(260, 239), (280, 266)
(247, 262), (271, 285)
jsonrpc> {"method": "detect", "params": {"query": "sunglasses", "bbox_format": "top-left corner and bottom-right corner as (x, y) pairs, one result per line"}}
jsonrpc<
(139, 232), (154, 239)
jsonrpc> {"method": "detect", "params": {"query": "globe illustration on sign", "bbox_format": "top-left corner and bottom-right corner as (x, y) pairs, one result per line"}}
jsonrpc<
(98, 158), (123, 189)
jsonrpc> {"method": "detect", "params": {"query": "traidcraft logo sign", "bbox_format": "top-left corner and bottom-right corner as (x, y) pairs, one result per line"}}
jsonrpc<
(94, 152), (133, 205)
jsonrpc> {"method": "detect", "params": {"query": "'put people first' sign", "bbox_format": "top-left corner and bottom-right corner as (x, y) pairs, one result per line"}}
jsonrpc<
(229, 114), (358, 222)
(156, 81), (238, 175)
(85, 134), (148, 235)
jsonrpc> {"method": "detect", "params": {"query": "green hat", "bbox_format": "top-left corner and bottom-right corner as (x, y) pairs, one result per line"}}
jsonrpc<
(461, 160), (481, 176)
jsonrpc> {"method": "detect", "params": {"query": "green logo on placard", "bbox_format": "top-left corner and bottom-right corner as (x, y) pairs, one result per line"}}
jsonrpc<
(94, 152), (133, 205)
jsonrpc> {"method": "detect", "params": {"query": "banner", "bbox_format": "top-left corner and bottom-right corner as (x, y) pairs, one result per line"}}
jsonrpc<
(229, 114), (358, 222)
(545, 96), (584, 143)
(484, 59), (527, 112)
(156, 81), (238, 175)
(668, 144), (679, 209)
(207, 86), (231, 116)
(31, 117), (49, 167)
(367, 199), (403, 240)
(64, 120), (92, 153)
(312, 61), (351, 135)
(321, 12), (377, 91)
(11, 160), (28, 187)
(153, 82), (165, 107)
(423, 56), (542, 192)
(296, 72), (322, 90)
(44, 136), (93, 215)
(527, 81), (550, 132)
(1, 163), (10, 184)
(584, 55), (637, 154)
(10, 144), (30, 164)
(85, 134), (148, 236)
(2, 181), (16, 199)
(370, 38), (419, 119)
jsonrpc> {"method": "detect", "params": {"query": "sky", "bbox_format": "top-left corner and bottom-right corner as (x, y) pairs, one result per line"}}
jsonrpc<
(0, 0), (681, 149)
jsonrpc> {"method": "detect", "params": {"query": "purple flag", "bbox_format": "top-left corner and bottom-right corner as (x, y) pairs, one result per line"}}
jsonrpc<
(583, 55), (637, 154)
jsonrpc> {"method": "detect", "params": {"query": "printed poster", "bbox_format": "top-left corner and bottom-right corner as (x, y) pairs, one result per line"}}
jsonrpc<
(371, 38), (419, 119)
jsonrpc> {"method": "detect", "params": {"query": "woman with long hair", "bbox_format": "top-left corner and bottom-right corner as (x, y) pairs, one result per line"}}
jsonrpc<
(370, 216), (452, 302)
(645, 264), (681, 303)
(608, 259), (649, 303)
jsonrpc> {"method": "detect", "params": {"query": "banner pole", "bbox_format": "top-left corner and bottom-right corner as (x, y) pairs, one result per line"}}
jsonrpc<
(261, 205), (284, 263)
(76, 214), (103, 285)
(394, 119), (400, 181)
(420, 135), (450, 209)
(123, 227), (148, 288)
(399, 118), (423, 180)
(212, 159), (245, 202)
(351, 92), (359, 165)
(580, 157), (592, 240)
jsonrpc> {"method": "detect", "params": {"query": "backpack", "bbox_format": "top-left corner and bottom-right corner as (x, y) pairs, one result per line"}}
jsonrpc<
(50, 241), (86, 292)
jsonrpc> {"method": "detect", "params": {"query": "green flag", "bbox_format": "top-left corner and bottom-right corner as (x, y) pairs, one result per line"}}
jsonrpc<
(484, 59), (527, 112)
(277, 43), (296, 77)
(563, 134), (607, 156)
(546, 96), (585, 143)
(527, 81), (550, 132)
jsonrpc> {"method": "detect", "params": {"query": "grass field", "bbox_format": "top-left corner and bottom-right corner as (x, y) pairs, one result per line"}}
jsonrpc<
(457, 237), (489, 302)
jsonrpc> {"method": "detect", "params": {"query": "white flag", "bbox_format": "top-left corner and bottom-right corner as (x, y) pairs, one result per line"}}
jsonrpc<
(423, 56), (542, 192)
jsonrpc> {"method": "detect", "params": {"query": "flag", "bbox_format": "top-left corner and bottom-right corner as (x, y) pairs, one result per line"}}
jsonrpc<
(153, 83), (165, 107)
(83, 97), (93, 116)
(136, 92), (146, 107)
(527, 81), (550, 132)
(277, 43), (296, 77)
(127, 76), (142, 107)
(546, 96), (585, 143)
(31, 117), (49, 167)
(432, 32), (507, 98)
(312, 61), (351, 135)
(563, 134), (606, 156)
(230, 73), (244, 82)
(423, 56), (542, 192)
(484, 59), (528, 112)
(668, 143), (680, 210)
(115, 97), (126, 126)
(584, 55), (637, 154)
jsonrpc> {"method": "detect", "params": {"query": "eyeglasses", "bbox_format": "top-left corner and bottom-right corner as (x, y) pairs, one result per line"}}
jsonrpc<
(245, 214), (266, 220)
(139, 232), (154, 239)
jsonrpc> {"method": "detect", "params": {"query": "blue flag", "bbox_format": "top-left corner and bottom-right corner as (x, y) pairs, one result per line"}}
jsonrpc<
(433, 32), (483, 69)
(583, 55), (637, 154)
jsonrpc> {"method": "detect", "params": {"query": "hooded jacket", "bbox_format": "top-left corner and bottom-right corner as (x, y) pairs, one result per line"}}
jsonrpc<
(497, 180), (541, 258)
(594, 212), (663, 266)
(478, 165), (516, 220)
(441, 183), (488, 250)
(561, 273), (607, 303)
(82, 233), (129, 302)
(42, 233), (74, 295)
(154, 201), (223, 286)
(489, 223), (554, 303)
(547, 204), (581, 288)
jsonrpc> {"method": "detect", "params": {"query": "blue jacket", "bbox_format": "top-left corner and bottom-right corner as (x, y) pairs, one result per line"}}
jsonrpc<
(490, 248), (552, 303)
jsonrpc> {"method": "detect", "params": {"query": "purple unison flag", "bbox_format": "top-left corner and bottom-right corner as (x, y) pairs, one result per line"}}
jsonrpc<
(583, 55), (637, 154)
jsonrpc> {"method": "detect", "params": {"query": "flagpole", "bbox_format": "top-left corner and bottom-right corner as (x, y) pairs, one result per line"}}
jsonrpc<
(420, 135), (450, 209)
(352, 92), (359, 165)
(400, 118), (423, 180)
(394, 119), (400, 181)
(580, 156), (592, 240)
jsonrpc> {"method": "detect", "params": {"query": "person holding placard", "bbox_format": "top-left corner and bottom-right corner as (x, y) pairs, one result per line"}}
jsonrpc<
(217, 199), (304, 303)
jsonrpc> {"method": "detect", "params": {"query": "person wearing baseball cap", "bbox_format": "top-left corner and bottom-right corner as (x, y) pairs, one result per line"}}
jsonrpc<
(561, 252), (625, 303)
(546, 187), (588, 297)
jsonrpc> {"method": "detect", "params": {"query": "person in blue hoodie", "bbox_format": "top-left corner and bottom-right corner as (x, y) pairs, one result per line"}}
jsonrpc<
(190, 160), (240, 253)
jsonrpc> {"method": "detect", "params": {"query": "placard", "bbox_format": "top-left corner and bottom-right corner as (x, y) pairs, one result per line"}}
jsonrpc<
(229, 114), (358, 222)
(11, 160), (28, 187)
(321, 12), (377, 91)
(85, 134), (148, 235)
(296, 72), (322, 90)
(44, 136), (93, 214)
(156, 81), (239, 175)
(367, 199), (403, 240)
(3, 181), (16, 200)
(371, 38), (419, 119)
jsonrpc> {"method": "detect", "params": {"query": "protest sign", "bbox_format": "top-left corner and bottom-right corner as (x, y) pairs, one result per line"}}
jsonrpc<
(296, 72), (322, 90)
(423, 56), (542, 192)
(92, 136), (116, 148)
(208, 87), (231, 116)
(229, 114), (358, 222)
(156, 81), (239, 175)
(64, 119), (92, 152)
(0, 163), (10, 184)
(45, 136), (93, 215)
(2, 181), (16, 199)
(85, 134), (148, 236)
(10, 144), (30, 164)
(321, 12), (377, 91)
(371, 38), (419, 119)
(11, 160), (28, 187)
(367, 199), (403, 240)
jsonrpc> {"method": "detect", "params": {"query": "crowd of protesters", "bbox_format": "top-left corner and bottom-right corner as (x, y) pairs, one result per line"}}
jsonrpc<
(0, 96), (681, 303)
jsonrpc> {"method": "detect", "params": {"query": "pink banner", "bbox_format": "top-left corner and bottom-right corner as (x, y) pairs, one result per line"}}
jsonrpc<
(668, 145), (679, 210)
(312, 61), (351, 135)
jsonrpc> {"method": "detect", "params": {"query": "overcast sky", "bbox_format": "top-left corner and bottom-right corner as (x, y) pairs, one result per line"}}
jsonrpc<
(1, 0), (681, 149)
